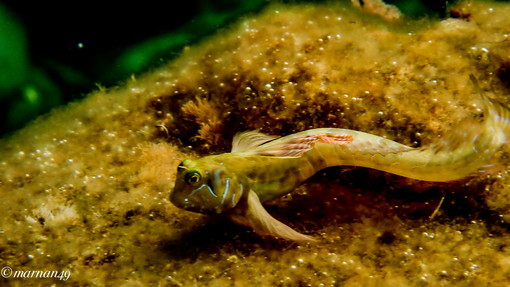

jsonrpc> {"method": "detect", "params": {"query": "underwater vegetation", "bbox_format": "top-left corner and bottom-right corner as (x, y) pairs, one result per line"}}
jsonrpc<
(0, 0), (268, 137)
(2, 0), (510, 285)
(0, 0), (452, 138)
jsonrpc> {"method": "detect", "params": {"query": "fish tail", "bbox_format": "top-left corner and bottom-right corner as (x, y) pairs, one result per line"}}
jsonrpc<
(471, 74), (510, 144)
(420, 82), (510, 180)
(474, 94), (510, 174)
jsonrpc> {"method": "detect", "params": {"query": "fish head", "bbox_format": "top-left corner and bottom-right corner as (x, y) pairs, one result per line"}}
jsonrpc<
(170, 157), (246, 214)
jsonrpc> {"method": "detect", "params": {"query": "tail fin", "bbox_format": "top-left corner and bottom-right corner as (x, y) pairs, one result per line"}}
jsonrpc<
(407, 76), (510, 181)
(468, 75), (510, 174)
(471, 75), (510, 147)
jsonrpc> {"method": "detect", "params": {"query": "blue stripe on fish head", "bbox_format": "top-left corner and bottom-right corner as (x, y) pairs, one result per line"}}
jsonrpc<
(211, 168), (243, 210)
(170, 158), (245, 214)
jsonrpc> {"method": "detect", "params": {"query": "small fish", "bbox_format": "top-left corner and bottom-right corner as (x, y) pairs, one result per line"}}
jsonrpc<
(170, 97), (510, 241)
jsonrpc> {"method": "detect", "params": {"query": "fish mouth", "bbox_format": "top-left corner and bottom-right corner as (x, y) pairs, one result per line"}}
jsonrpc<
(170, 189), (222, 214)
(170, 194), (201, 213)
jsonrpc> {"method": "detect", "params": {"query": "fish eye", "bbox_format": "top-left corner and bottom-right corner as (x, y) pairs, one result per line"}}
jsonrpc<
(185, 171), (202, 184)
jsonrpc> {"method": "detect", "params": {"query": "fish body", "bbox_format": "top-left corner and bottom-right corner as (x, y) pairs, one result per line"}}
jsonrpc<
(170, 98), (510, 241)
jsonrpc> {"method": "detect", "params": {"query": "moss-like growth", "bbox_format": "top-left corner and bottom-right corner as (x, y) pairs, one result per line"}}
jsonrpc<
(2, 1), (510, 285)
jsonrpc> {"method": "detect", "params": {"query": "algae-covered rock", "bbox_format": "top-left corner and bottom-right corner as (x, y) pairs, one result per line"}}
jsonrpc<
(2, 1), (510, 285)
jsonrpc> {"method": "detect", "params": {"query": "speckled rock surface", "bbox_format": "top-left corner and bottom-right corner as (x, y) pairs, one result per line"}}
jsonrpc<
(2, 1), (510, 286)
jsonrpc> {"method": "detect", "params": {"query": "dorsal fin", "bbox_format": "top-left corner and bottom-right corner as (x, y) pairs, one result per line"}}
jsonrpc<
(251, 135), (319, 157)
(251, 132), (354, 157)
(231, 130), (279, 152)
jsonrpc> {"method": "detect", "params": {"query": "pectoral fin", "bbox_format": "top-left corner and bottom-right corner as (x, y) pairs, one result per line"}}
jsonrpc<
(228, 191), (316, 242)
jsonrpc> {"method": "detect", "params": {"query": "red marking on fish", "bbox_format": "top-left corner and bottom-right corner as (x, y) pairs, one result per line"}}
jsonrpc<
(316, 134), (353, 145)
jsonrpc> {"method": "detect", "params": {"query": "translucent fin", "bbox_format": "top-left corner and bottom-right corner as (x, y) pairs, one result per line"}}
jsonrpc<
(251, 133), (353, 157)
(228, 191), (316, 242)
(231, 131), (279, 152)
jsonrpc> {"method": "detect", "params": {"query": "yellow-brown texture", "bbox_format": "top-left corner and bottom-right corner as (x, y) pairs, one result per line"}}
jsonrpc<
(2, 1), (510, 286)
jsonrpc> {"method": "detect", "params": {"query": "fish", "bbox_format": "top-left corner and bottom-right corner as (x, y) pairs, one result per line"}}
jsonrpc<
(170, 96), (510, 242)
